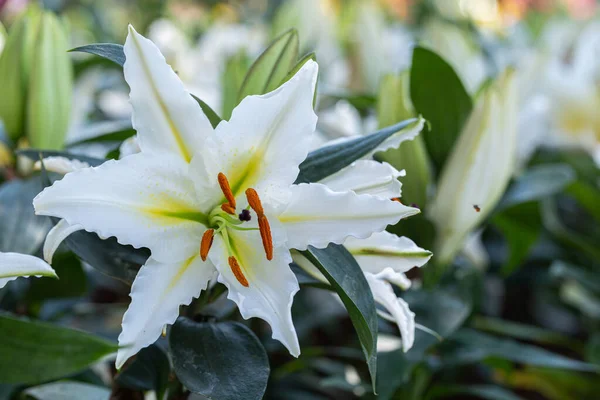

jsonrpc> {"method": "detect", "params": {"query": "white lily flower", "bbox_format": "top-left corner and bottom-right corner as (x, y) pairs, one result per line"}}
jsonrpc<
(33, 26), (417, 368)
(0, 252), (56, 289)
(429, 68), (518, 265)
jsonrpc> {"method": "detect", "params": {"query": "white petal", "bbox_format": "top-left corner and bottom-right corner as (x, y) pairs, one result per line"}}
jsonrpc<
(343, 232), (432, 275)
(124, 25), (213, 163)
(33, 157), (90, 174)
(365, 117), (425, 158)
(279, 183), (419, 251)
(190, 61), (319, 208)
(319, 160), (403, 199)
(34, 153), (205, 263)
(43, 219), (84, 264)
(373, 267), (412, 290)
(0, 252), (56, 289)
(116, 256), (216, 368)
(365, 272), (415, 352)
(119, 135), (141, 158)
(209, 229), (300, 356)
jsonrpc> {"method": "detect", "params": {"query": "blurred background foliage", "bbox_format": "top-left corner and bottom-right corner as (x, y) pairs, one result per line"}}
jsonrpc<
(1, 0), (599, 399)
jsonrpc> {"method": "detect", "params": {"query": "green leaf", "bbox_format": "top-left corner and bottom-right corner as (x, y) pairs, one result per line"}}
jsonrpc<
(296, 118), (419, 184)
(24, 382), (111, 400)
(427, 384), (523, 400)
(27, 252), (87, 301)
(550, 261), (600, 296)
(0, 314), (117, 384)
(169, 318), (269, 400)
(0, 176), (51, 254)
(320, 93), (377, 117)
(498, 164), (576, 211)
(237, 29), (299, 101)
(221, 51), (251, 121)
(492, 202), (542, 276)
(191, 94), (222, 129)
(410, 46), (472, 171)
(70, 43), (125, 66)
(443, 329), (598, 372)
(567, 181), (600, 223)
(116, 344), (169, 398)
(66, 120), (135, 147)
(301, 244), (378, 390)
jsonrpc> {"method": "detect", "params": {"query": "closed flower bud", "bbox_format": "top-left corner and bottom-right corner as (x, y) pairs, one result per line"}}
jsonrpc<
(429, 68), (518, 265)
(0, 8), (72, 149)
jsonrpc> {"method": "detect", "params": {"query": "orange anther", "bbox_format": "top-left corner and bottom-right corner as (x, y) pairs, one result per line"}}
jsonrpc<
(221, 203), (236, 215)
(245, 188), (264, 216)
(258, 215), (273, 261)
(218, 172), (236, 209)
(200, 229), (214, 261)
(392, 197), (403, 204)
(228, 256), (249, 287)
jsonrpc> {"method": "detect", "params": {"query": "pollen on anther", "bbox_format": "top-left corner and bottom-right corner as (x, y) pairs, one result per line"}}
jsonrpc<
(228, 256), (249, 287)
(200, 229), (214, 261)
(258, 215), (274, 261)
(218, 172), (236, 208)
(221, 203), (236, 215)
(245, 188), (264, 215)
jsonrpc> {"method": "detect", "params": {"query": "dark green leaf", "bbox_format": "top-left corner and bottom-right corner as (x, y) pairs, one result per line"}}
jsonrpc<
(320, 93), (377, 117)
(427, 384), (523, 400)
(550, 261), (600, 295)
(0, 314), (117, 384)
(27, 252), (87, 301)
(443, 329), (598, 372)
(66, 120), (135, 147)
(410, 47), (473, 171)
(237, 29), (299, 101)
(192, 94), (223, 129)
(301, 245), (378, 390)
(296, 118), (418, 183)
(70, 43), (125, 67)
(498, 164), (576, 210)
(24, 382), (111, 400)
(169, 318), (269, 400)
(0, 176), (50, 254)
(116, 344), (169, 397)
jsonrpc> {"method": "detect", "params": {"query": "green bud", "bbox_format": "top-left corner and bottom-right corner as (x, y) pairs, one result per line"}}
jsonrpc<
(27, 12), (73, 150)
(376, 72), (432, 208)
(0, 8), (72, 149)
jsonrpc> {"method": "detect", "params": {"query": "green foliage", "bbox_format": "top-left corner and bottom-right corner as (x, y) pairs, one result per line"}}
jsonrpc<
(0, 314), (117, 384)
(169, 318), (270, 400)
(116, 344), (170, 398)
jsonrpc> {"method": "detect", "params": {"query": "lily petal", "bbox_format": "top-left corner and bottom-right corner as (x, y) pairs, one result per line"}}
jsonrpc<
(319, 160), (403, 199)
(116, 255), (216, 368)
(279, 183), (419, 250)
(366, 117), (425, 158)
(124, 25), (213, 163)
(0, 252), (57, 289)
(209, 228), (300, 356)
(343, 232), (432, 275)
(43, 219), (84, 264)
(190, 61), (319, 208)
(373, 267), (413, 290)
(34, 153), (205, 263)
(365, 272), (415, 352)
(33, 156), (90, 174)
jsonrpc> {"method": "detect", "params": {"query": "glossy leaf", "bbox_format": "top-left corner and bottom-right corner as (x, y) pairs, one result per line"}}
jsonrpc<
(498, 164), (576, 211)
(191, 94), (222, 129)
(24, 382), (111, 400)
(237, 29), (299, 101)
(0, 176), (50, 254)
(0, 314), (117, 384)
(66, 120), (135, 147)
(116, 344), (169, 397)
(70, 43), (125, 66)
(410, 46), (473, 171)
(169, 318), (269, 400)
(296, 118), (418, 183)
(443, 329), (598, 372)
(301, 244), (378, 390)
(427, 384), (523, 400)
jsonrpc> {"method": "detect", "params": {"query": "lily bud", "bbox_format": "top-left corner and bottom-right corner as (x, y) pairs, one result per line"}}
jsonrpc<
(0, 9), (72, 149)
(429, 68), (518, 265)
(376, 72), (431, 207)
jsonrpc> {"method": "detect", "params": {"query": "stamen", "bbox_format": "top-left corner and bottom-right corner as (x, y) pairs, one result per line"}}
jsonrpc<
(200, 229), (214, 261)
(221, 203), (236, 215)
(392, 197), (403, 204)
(228, 256), (249, 287)
(258, 215), (274, 260)
(245, 188), (264, 215)
(218, 172), (236, 208)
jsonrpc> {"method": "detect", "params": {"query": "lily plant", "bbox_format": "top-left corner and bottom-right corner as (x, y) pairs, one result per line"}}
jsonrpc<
(33, 26), (419, 368)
